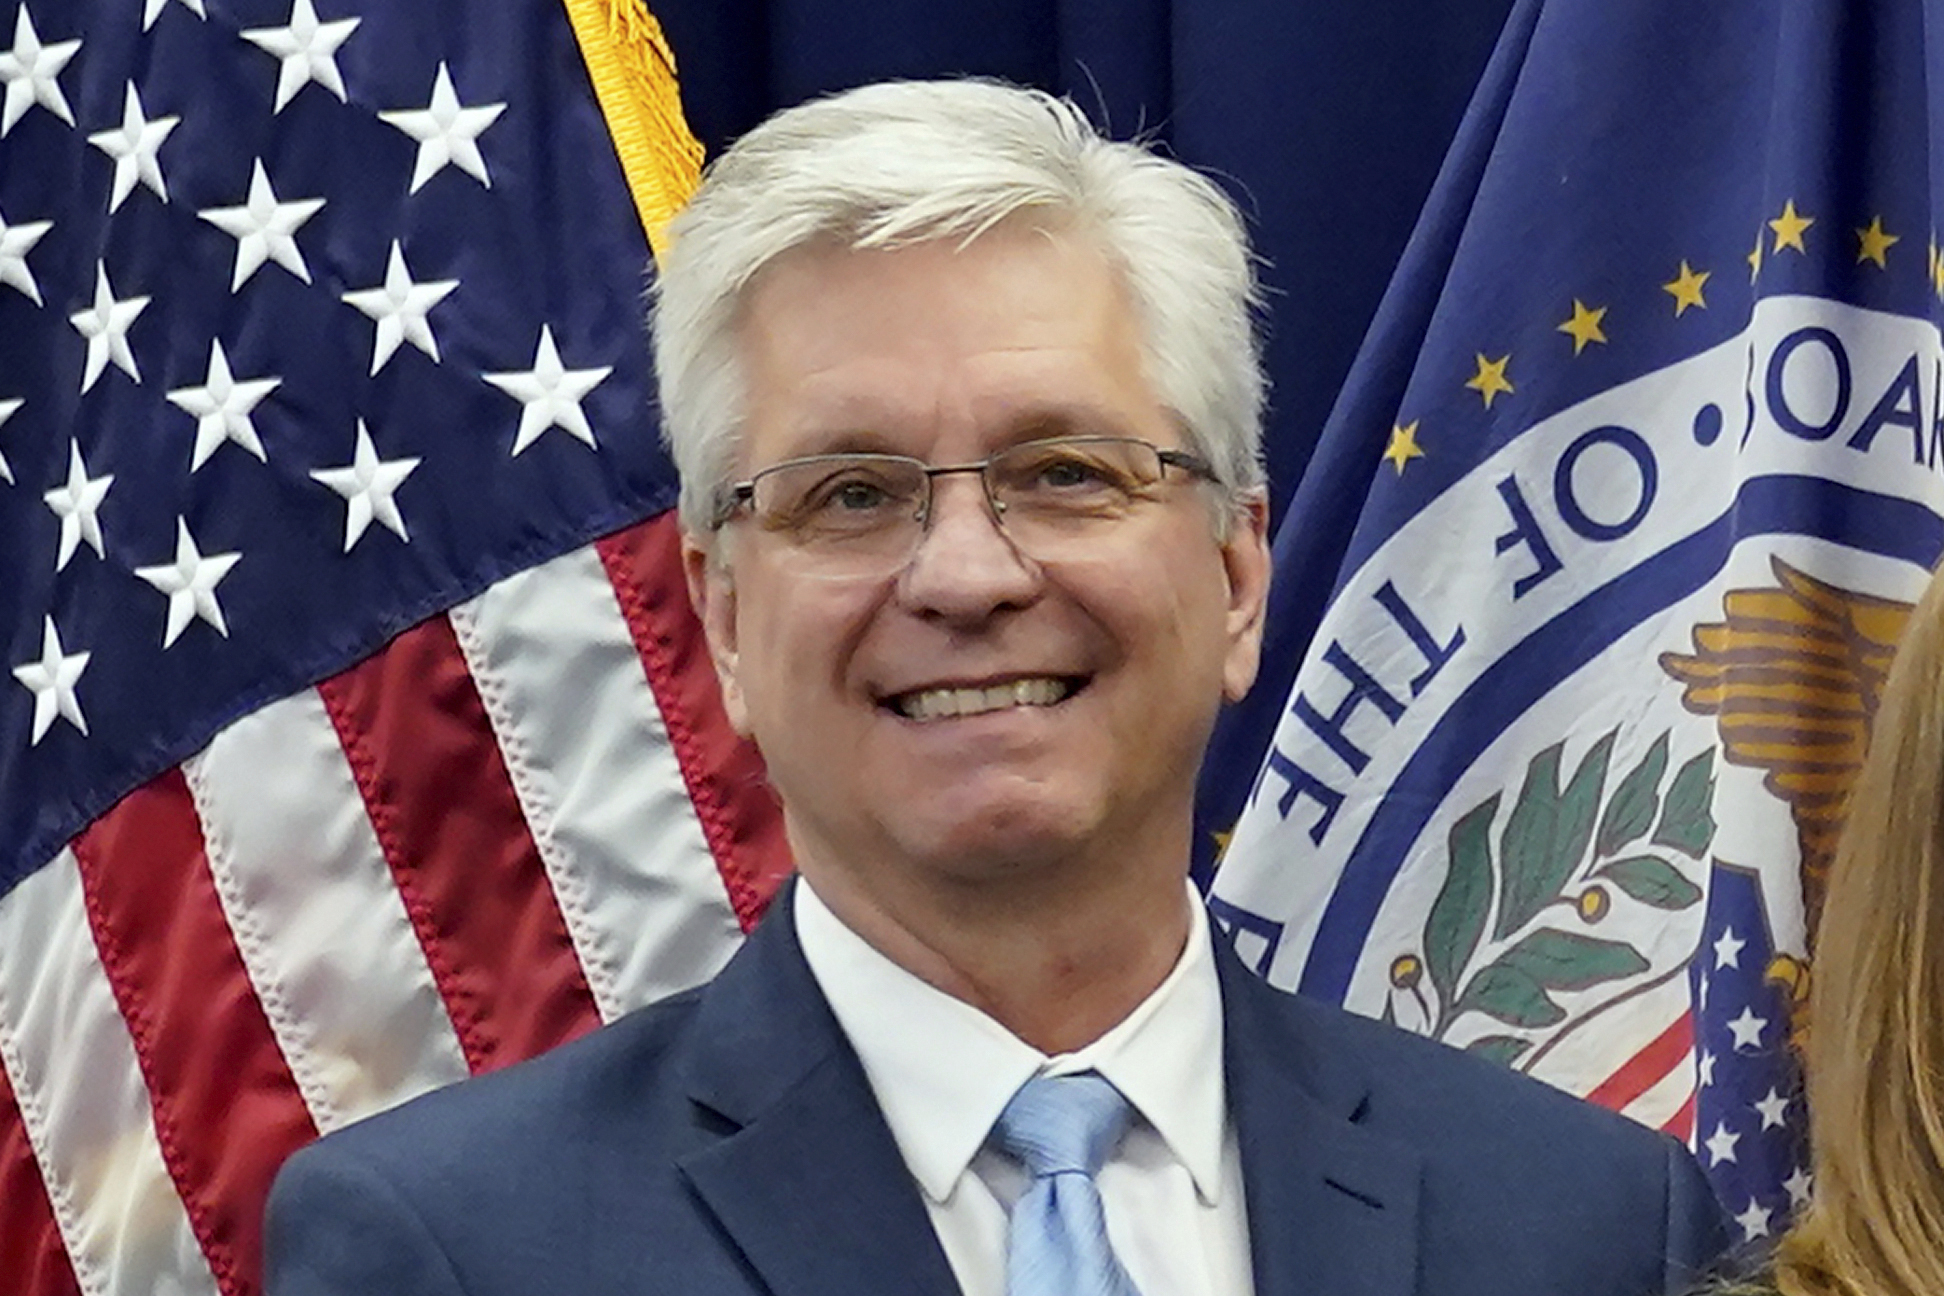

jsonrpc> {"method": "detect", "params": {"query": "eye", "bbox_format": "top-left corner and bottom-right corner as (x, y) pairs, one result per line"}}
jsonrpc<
(832, 481), (898, 512)
(999, 441), (1140, 501)
(761, 459), (920, 534)
(808, 470), (901, 513)
(1032, 454), (1111, 490)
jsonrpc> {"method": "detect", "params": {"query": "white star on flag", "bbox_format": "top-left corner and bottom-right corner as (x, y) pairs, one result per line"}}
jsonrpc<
(484, 325), (612, 455)
(88, 82), (181, 212)
(135, 518), (243, 647)
(241, 0), (361, 114)
(0, 396), (19, 484)
(1726, 1005), (1768, 1052)
(1713, 927), (1746, 969)
(43, 439), (113, 571)
(1734, 1199), (1772, 1242)
(0, 5), (81, 137)
(143, 0), (207, 31)
(380, 61), (506, 193)
(198, 159), (326, 291)
(11, 616), (89, 745)
(311, 420), (421, 550)
(1752, 1087), (1790, 1130)
(69, 262), (150, 393)
(1782, 1166), (1814, 1208)
(342, 241), (459, 374)
(1696, 1049), (1716, 1087)
(1703, 1121), (1741, 1167)
(0, 206), (51, 305)
(167, 339), (280, 470)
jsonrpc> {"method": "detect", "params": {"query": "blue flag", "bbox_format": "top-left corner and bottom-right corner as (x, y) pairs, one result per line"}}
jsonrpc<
(1208, 0), (1944, 1238)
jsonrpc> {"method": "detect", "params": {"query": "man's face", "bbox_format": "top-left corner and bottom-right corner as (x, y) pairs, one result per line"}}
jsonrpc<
(684, 222), (1270, 891)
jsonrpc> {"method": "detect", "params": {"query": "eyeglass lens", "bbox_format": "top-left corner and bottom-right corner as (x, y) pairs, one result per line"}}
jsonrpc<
(746, 437), (1176, 576)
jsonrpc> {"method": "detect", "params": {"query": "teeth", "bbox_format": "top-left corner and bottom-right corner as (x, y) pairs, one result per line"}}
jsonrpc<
(897, 677), (1072, 721)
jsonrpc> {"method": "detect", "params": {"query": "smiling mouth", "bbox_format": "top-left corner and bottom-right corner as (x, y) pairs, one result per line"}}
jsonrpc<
(885, 676), (1083, 722)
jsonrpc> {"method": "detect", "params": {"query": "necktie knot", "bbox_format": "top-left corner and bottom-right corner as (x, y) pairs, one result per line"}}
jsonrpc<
(992, 1072), (1144, 1295)
(994, 1072), (1133, 1180)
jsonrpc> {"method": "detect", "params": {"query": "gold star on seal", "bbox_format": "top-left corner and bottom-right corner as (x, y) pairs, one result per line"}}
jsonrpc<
(1855, 217), (1899, 269)
(1383, 420), (1424, 474)
(1748, 234), (1764, 283)
(1663, 261), (1710, 316)
(1769, 200), (1814, 254)
(1464, 354), (1514, 408)
(1558, 299), (1608, 355)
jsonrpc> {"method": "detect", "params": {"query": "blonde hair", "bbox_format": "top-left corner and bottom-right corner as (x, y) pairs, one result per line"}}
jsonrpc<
(1768, 558), (1944, 1296)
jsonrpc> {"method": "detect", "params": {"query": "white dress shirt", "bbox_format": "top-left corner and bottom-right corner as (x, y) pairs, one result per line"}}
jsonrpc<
(795, 879), (1255, 1296)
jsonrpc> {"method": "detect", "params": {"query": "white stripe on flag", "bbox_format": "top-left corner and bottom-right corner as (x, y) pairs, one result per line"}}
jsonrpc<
(1527, 970), (1693, 1115)
(449, 545), (744, 1022)
(0, 852), (218, 1296)
(1621, 1047), (1695, 1133)
(184, 692), (471, 1135)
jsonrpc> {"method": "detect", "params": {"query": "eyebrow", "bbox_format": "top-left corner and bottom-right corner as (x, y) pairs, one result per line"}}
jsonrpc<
(778, 404), (1139, 461)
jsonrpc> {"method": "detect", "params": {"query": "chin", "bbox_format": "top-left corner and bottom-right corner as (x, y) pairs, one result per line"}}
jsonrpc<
(884, 795), (1103, 882)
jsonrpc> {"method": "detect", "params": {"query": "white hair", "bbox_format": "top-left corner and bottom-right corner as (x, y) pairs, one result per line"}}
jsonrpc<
(651, 78), (1266, 536)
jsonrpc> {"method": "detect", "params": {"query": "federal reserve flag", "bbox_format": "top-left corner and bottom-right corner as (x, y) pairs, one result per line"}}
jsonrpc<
(1207, 0), (1944, 1242)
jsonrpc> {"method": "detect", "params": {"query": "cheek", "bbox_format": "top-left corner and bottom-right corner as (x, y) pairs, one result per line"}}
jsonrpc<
(732, 578), (877, 719)
(1064, 556), (1231, 723)
(1140, 543), (1236, 663)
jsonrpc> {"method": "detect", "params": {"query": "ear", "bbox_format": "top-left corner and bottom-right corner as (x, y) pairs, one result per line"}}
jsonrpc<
(682, 534), (751, 734)
(1218, 490), (1272, 703)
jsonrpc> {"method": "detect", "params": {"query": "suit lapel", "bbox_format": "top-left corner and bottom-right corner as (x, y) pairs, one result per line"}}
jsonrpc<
(676, 884), (961, 1296)
(1218, 936), (1423, 1296)
(674, 885), (1426, 1296)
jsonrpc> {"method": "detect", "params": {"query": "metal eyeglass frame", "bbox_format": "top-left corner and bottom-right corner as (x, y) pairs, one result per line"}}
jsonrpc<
(706, 435), (1221, 536)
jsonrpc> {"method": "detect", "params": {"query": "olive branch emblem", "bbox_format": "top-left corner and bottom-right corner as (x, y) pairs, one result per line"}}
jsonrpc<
(1388, 729), (1713, 1069)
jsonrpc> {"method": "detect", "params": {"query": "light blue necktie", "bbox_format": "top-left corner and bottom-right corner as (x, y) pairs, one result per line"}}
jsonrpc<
(993, 1072), (1144, 1296)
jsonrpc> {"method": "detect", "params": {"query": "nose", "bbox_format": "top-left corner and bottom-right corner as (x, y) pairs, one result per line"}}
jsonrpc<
(896, 472), (1041, 621)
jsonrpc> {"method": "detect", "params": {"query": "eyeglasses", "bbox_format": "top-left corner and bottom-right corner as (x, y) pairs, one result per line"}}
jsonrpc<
(711, 435), (1220, 578)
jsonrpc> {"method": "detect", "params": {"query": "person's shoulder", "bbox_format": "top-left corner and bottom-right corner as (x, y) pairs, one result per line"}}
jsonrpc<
(263, 980), (773, 1293)
(292, 982), (711, 1179)
(1306, 983), (1640, 1119)
(1232, 972), (1730, 1288)
(1269, 981), (1670, 1149)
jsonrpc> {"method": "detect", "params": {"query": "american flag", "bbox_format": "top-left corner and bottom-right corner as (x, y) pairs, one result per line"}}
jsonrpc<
(1689, 864), (1811, 1250)
(0, 1), (791, 1291)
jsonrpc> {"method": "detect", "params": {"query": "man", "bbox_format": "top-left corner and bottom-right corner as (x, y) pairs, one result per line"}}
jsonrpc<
(266, 79), (1728, 1296)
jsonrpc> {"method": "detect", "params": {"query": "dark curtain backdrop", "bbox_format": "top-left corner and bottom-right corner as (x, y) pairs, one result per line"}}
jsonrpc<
(653, 0), (1517, 520)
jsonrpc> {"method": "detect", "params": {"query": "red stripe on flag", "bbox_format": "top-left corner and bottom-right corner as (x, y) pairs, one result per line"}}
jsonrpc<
(0, 1061), (81, 1296)
(317, 616), (601, 1072)
(1584, 1012), (1693, 1113)
(71, 770), (318, 1296)
(1661, 1089), (1697, 1144)
(598, 515), (793, 931)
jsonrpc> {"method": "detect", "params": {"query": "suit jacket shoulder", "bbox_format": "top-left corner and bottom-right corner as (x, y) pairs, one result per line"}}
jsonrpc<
(1217, 940), (1730, 1296)
(266, 896), (960, 1296)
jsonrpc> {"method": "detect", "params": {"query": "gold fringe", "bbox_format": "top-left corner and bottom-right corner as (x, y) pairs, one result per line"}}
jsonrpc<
(561, 0), (705, 262)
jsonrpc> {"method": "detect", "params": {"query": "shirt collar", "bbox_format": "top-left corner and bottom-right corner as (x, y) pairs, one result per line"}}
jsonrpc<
(794, 878), (1228, 1206)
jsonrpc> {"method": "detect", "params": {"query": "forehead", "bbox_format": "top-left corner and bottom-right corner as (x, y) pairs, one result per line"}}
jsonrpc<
(733, 223), (1168, 462)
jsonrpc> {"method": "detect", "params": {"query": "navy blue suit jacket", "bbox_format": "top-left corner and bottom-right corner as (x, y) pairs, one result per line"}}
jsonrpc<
(265, 885), (1729, 1295)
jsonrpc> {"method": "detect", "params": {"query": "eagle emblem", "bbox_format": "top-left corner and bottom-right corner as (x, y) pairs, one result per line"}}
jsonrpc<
(1659, 555), (1914, 1042)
